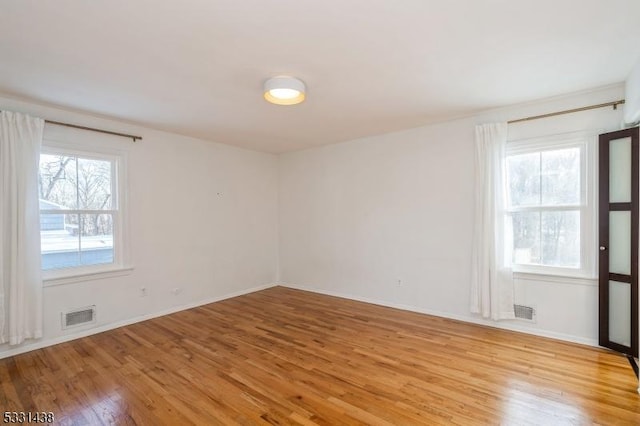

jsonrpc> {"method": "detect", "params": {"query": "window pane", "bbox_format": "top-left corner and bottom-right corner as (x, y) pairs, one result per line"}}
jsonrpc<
(609, 137), (632, 203)
(541, 210), (580, 268)
(41, 213), (80, 270)
(609, 211), (631, 275)
(79, 214), (114, 266)
(609, 280), (631, 347)
(511, 211), (540, 265)
(511, 210), (581, 268)
(78, 158), (112, 210)
(39, 154), (77, 209)
(541, 148), (580, 205)
(507, 152), (540, 207)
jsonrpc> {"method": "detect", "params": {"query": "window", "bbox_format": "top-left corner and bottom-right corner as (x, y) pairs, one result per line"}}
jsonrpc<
(38, 146), (128, 281)
(505, 134), (596, 278)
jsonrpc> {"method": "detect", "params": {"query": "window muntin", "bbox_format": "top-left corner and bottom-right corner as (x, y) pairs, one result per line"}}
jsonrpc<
(505, 136), (594, 277)
(39, 149), (122, 276)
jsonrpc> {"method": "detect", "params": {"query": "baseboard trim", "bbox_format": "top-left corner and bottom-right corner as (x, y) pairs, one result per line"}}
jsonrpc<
(0, 283), (277, 360)
(280, 283), (599, 348)
(2, 282), (599, 359)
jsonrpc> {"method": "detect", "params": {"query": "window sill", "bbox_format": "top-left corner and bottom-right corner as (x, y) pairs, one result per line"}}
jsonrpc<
(513, 271), (597, 287)
(43, 266), (134, 287)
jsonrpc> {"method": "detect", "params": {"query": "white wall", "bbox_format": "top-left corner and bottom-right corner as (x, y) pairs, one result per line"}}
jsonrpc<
(279, 84), (626, 345)
(0, 83), (628, 358)
(0, 95), (279, 358)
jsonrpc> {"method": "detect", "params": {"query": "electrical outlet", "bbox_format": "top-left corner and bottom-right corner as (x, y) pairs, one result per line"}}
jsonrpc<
(397, 279), (402, 285)
(140, 287), (147, 297)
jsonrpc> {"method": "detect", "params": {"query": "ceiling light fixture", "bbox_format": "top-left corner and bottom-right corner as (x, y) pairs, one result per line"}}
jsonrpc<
(263, 76), (306, 105)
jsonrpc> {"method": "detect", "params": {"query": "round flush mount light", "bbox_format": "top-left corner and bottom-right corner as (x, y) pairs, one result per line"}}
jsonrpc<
(263, 76), (306, 105)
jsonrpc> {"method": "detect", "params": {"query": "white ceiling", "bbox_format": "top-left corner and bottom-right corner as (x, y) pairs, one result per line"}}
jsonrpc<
(1, 1), (640, 153)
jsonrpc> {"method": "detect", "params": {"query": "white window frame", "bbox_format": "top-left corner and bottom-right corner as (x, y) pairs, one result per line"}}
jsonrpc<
(40, 140), (131, 286)
(505, 132), (597, 279)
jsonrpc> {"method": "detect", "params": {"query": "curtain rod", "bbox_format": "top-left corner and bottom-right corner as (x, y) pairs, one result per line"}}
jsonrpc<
(508, 99), (625, 124)
(45, 120), (142, 142)
(0, 110), (142, 141)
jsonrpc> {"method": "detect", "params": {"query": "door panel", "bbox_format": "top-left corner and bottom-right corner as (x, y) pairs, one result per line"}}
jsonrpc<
(609, 211), (631, 275)
(609, 137), (632, 202)
(609, 280), (632, 347)
(599, 127), (639, 357)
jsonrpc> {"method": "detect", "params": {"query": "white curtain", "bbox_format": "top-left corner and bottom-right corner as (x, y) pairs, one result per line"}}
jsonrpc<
(0, 111), (44, 345)
(470, 122), (515, 320)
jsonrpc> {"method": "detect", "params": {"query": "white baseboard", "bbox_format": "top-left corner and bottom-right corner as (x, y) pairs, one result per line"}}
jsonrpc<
(2, 282), (599, 360)
(281, 283), (599, 348)
(0, 283), (277, 360)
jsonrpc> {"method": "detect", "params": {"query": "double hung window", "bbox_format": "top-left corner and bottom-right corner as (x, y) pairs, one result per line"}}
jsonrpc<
(505, 134), (595, 278)
(39, 146), (127, 281)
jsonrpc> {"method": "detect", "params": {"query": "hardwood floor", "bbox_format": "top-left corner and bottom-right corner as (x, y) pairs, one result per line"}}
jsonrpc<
(1, 286), (639, 425)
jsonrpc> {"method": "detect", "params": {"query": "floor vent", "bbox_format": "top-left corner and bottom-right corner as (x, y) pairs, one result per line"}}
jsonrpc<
(62, 306), (96, 329)
(514, 304), (536, 321)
